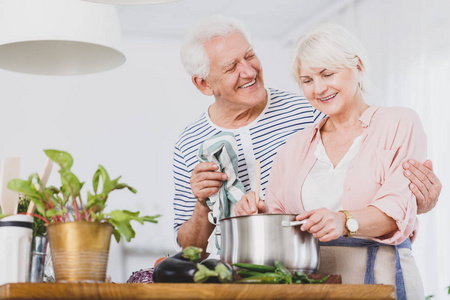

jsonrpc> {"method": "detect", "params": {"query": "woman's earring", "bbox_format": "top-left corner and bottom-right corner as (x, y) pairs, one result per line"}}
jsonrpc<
(358, 81), (363, 92)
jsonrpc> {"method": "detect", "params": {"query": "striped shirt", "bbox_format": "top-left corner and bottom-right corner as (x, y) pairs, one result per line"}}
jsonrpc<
(172, 88), (324, 248)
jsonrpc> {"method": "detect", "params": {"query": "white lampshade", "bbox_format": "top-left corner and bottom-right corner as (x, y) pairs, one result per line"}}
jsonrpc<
(0, 0), (125, 75)
(82, 0), (181, 5)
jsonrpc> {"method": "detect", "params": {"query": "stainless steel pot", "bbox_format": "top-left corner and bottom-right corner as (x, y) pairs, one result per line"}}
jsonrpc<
(220, 214), (319, 273)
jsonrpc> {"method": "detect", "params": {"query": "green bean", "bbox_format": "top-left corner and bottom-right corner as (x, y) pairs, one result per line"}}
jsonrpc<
(274, 261), (293, 284)
(235, 273), (282, 284)
(312, 275), (330, 284)
(232, 262), (276, 273)
(294, 271), (329, 284)
(237, 269), (266, 278)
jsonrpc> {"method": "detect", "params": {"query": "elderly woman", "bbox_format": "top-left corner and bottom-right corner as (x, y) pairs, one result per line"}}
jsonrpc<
(235, 24), (425, 300)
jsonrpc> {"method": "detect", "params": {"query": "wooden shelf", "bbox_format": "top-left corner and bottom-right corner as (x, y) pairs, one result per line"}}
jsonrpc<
(0, 283), (395, 300)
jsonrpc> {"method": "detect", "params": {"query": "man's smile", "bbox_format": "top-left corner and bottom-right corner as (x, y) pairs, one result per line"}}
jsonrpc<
(238, 78), (256, 89)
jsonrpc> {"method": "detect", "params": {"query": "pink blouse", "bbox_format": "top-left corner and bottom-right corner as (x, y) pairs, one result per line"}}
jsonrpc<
(266, 106), (427, 244)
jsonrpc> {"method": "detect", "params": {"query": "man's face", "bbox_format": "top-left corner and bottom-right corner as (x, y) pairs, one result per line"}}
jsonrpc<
(203, 31), (266, 110)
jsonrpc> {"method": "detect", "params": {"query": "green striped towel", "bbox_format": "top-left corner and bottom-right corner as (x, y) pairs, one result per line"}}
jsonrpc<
(197, 132), (245, 254)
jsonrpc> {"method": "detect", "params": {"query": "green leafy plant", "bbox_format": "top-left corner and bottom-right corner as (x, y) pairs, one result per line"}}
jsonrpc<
(7, 149), (160, 243)
(17, 195), (48, 237)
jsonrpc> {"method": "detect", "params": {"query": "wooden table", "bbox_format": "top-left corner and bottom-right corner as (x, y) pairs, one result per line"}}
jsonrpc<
(0, 283), (395, 299)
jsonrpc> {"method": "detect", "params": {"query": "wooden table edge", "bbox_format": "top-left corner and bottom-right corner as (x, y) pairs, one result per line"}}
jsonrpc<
(0, 283), (396, 300)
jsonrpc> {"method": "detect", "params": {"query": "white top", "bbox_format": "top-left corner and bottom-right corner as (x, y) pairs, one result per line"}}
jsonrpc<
(302, 134), (363, 212)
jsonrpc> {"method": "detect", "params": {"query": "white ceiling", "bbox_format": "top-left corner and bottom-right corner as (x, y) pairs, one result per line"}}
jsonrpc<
(117, 0), (354, 43)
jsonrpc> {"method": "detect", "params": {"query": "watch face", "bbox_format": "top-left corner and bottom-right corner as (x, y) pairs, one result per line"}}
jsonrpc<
(347, 218), (359, 232)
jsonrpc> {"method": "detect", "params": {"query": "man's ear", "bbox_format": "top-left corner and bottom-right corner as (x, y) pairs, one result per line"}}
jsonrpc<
(192, 75), (214, 96)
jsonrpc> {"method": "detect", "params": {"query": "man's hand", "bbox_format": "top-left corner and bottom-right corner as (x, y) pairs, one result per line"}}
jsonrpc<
(190, 162), (227, 203)
(234, 192), (268, 216)
(403, 159), (441, 214)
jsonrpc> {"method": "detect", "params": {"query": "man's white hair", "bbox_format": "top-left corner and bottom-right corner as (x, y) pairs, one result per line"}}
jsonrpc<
(180, 14), (251, 78)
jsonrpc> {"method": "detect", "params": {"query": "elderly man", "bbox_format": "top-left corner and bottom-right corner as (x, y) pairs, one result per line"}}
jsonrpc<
(173, 15), (441, 257)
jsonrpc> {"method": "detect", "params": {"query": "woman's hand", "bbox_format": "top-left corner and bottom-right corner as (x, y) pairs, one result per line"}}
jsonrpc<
(296, 208), (346, 242)
(234, 192), (268, 216)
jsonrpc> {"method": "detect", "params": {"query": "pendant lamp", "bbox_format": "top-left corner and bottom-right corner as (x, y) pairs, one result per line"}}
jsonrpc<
(82, 0), (181, 5)
(0, 0), (125, 75)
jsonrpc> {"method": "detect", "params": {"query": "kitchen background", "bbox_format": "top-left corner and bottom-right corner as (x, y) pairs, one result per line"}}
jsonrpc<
(0, 0), (448, 298)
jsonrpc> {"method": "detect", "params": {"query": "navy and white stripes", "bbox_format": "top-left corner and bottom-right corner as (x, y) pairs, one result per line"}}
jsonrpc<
(172, 88), (324, 247)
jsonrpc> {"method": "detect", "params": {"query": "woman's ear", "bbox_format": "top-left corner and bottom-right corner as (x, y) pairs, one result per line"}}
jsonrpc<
(192, 75), (214, 96)
(356, 58), (364, 73)
(356, 57), (364, 82)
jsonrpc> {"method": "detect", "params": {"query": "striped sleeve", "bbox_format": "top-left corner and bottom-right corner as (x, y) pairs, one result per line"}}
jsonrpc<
(172, 115), (221, 249)
(172, 144), (197, 235)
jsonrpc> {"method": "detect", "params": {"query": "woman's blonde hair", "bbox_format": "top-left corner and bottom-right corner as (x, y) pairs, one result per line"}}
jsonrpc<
(291, 24), (369, 92)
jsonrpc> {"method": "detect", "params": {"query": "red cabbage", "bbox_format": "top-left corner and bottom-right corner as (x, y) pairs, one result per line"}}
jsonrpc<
(127, 267), (154, 283)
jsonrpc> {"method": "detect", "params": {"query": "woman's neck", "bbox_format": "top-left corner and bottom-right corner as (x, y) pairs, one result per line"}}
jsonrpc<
(323, 101), (370, 133)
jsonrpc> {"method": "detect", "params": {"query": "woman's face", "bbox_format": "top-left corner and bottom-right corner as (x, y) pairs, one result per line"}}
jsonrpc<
(298, 66), (362, 118)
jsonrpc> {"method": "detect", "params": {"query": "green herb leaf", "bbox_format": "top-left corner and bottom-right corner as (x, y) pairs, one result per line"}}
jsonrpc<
(7, 178), (41, 200)
(112, 228), (121, 243)
(92, 169), (101, 194)
(107, 210), (160, 242)
(59, 169), (83, 198)
(45, 209), (58, 217)
(44, 150), (73, 170)
(114, 183), (137, 193)
(97, 165), (112, 198)
(141, 215), (160, 223)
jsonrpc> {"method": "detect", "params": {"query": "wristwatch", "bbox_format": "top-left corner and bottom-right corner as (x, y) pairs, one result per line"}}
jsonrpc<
(339, 210), (359, 237)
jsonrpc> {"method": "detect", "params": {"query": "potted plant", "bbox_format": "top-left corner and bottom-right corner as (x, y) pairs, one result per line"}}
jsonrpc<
(7, 149), (160, 283)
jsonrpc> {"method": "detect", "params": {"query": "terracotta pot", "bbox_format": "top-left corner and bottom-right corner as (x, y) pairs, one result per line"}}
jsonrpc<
(46, 222), (113, 282)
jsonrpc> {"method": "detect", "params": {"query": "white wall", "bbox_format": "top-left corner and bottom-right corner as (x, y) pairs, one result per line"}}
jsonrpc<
(0, 35), (297, 282)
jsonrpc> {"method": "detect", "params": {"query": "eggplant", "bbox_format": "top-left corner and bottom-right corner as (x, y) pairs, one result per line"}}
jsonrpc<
(200, 259), (233, 283)
(152, 246), (218, 283)
(153, 257), (198, 283)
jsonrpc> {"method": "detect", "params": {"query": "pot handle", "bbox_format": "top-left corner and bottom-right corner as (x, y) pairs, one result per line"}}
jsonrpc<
(281, 220), (307, 227)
